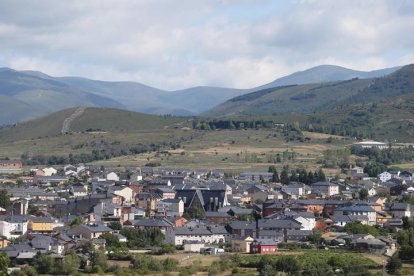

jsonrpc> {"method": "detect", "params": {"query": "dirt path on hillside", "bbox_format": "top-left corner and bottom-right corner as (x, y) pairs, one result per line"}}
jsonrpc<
(61, 106), (86, 134)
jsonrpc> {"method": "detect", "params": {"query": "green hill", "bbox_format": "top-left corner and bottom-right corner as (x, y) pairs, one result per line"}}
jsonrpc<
(304, 92), (414, 142)
(0, 107), (190, 142)
(204, 64), (414, 117)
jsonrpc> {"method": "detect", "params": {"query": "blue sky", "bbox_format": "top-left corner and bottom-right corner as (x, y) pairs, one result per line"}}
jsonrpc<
(0, 0), (413, 90)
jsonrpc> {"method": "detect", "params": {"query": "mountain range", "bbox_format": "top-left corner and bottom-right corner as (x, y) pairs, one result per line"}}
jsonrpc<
(204, 64), (413, 117)
(0, 64), (401, 125)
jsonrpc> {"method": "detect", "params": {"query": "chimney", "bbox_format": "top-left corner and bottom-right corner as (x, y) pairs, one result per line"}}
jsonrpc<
(255, 217), (259, 239)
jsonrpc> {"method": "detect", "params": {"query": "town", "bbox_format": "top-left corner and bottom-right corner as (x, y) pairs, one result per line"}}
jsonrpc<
(0, 140), (412, 275)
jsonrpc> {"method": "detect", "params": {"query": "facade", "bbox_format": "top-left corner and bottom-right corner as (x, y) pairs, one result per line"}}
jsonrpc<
(240, 172), (273, 182)
(250, 239), (278, 254)
(231, 236), (254, 253)
(0, 160), (22, 173)
(70, 223), (112, 239)
(28, 217), (54, 232)
(281, 185), (305, 197)
(170, 225), (230, 245)
(310, 182), (340, 196)
(334, 205), (377, 225)
(353, 141), (388, 149)
(0, 216), (28, 239)
(378, 172), (392, 183)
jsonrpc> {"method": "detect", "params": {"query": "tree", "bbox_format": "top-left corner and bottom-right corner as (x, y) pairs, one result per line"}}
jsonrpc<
(308, 230), (323, 245)
(90, 250), (108, 272)
(70, 216), (84, 226)
(268, 166), (279, 183)
(34, 254), (55, 275)
(101, 233), (122, 249)
(58, 250), (81, 275)
(81, 241), (95, 254)
(359, 188), (368, 200)
(275, 256), (301, 274)
(386, 253), (402, 274)
(109, 221), (123, 230)
(27, 204), (39, 215)
(0, 253), (10, 275)
(317, 168), (326, 181)
(280, 168), (290, 185)
(344, 222), (379, 237)
(183, 207), (205, 220)
(0, 190), (10, 209)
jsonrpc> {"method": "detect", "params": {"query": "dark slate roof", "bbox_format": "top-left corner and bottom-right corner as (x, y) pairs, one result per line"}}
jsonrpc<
(253, 238), (278, 245)
(29, 216), (54, 223)
(259, 219), (302, 229)
(205, 211), (231, 218)
(175, 225), (228, 235)
(310, 182), (338, 186)
(227, 221), (256, 230)
(132, 218), (173, 227)
(175, 189), (226, 210)
(80, 223), (112, 233)
(336, 205), (376, 212)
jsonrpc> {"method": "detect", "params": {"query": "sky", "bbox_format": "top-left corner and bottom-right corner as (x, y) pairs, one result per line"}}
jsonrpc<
(0, 0), (413, 90)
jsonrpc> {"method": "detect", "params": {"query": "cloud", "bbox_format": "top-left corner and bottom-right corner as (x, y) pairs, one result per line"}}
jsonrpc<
(0, 0), (413, 90)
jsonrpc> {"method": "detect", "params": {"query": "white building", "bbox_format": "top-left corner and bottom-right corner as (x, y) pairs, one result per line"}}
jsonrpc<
(310, 182), (339, 196)
(0, 216), (28, 239)
(106, 172), (120, 182)
(378, 172), (392, 183)
(43, 167), (57, 176)
(281, 185), (305, 197)
(168, 225), (230, 246)
(353, 141), (388, 149)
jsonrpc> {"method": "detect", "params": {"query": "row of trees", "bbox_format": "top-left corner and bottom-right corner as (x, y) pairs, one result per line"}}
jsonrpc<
(20, 143), (160, 165)
(192, 119), (279, 130)
(352, 146), (414, 165)
(268, 166), (326, 185)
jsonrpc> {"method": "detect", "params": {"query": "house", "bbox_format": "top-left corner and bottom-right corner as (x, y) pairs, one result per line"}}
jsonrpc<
(69, 223), (112, 239)
(281, 184), (305, 198)
(36, 176), (69, 186)
(169, 225), (230, 245)
(0, 237), (10, 249)
(231, 236), (254, 253)
(205, 211), (232, 225)
(28, 216), (54, 233)
(31, 235), (64, 254)
(157, 198), (184, 216)
(106, 172), (119, 182)
(0, 216), (28, 239)
(108, 186), (134, 204)
(240, 172), (273, 182)
(155, 187), (176, 200)
(353, 141), (388, 149)
(334, 205), (377, 225)
(349, 166), (364, 180)
(176, 189), (228, 212)
(250, 239), (278, 254)
(167, 217), (188, 228)
(354, 237), (387, 254)
(310, 182), (339, 196)
(387, 203), (412, 218)
(131, 218), (173, 235)
(42, 167), (58, 176)
(184, 242), (205, 252)
(400, 171), (414, 181)
(135, 192), (160, 216)
(0, 160), (22, 173)
(378, 172), (392, 183)
(286, 230), (313, 242)
(330, 215), (369, 227)
(70, 186), (88, 197)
